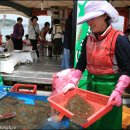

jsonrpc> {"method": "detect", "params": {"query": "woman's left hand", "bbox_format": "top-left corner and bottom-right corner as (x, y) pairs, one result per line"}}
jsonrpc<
(108, 90), (122, 107)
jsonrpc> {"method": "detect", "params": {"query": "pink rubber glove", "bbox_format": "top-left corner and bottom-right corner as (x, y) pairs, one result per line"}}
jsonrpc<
(51, 69), (73, 96)
(108, 75), (130, 106)
(62, 69), (82, 93)
(69, 69), (82, 85)
(108, 90), (122, 106)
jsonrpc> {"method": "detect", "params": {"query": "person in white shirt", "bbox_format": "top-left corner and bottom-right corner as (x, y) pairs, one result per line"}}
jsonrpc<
(52, 20), (63, 58)
(28, 16), (40, 58)
(5, 35), (14, 53)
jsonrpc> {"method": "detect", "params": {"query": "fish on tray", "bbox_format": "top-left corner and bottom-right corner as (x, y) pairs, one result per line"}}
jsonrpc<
(0, 112), (16, 120)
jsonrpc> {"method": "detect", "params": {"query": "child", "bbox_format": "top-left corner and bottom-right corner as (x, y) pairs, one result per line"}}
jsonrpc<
(5, 35), (14, 52)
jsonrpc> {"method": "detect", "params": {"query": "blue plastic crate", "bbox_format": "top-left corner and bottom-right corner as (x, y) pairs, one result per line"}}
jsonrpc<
(0, 85), (12, 92)
(0, 92), (48, 105)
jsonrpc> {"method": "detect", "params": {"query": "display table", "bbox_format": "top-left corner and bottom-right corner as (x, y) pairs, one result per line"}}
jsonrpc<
(12, 51), (37, 63)
(0, 54), (19, 73)
(0, 51), (37, 73)
(22, 45), (32, 51)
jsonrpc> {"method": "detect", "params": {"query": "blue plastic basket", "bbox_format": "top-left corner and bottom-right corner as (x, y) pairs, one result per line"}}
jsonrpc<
(0, 91), (7, 99)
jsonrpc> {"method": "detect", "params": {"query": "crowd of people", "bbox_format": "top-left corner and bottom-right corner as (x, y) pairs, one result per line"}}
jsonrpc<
(0, 14), (74, 72)
(0, 14), (73, 69)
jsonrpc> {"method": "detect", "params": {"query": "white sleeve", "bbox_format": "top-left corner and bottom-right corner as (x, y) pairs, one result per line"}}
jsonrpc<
(28, 24), (33, 34)
(0, 47), (4, 52)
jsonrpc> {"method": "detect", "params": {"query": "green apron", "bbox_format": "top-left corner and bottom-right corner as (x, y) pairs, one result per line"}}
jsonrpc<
(0, 74), (3, 85)
(87, 73), (122, 130)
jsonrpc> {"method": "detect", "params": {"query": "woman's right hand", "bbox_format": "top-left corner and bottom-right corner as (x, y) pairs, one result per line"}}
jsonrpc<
(62, 83), (76, 93)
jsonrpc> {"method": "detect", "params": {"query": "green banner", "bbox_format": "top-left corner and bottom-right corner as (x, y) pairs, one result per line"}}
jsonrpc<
(0, 74), (3, 85)
(75, 0), (90, 90)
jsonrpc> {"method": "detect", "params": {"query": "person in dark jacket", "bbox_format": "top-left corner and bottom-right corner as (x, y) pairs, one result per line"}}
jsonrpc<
(61, 11), (72, 69)
(62, 1), (130, 129)
(12, 17), (24, 50)
(52, 19), (63, 59)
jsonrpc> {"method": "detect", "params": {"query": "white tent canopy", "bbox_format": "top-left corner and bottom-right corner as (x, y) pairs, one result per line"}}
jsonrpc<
(0, 0), (129, 17)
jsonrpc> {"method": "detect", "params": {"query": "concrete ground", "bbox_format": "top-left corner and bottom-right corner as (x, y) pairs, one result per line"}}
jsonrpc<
(2, 56), (62, 85)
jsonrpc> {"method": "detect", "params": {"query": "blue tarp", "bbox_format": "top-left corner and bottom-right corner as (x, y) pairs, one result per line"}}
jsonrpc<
(0, 85), (12, 92)
(1, 92), (48, 105)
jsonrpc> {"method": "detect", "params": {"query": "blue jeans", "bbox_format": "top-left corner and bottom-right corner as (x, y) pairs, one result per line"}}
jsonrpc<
(61, 48), (70, 69)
